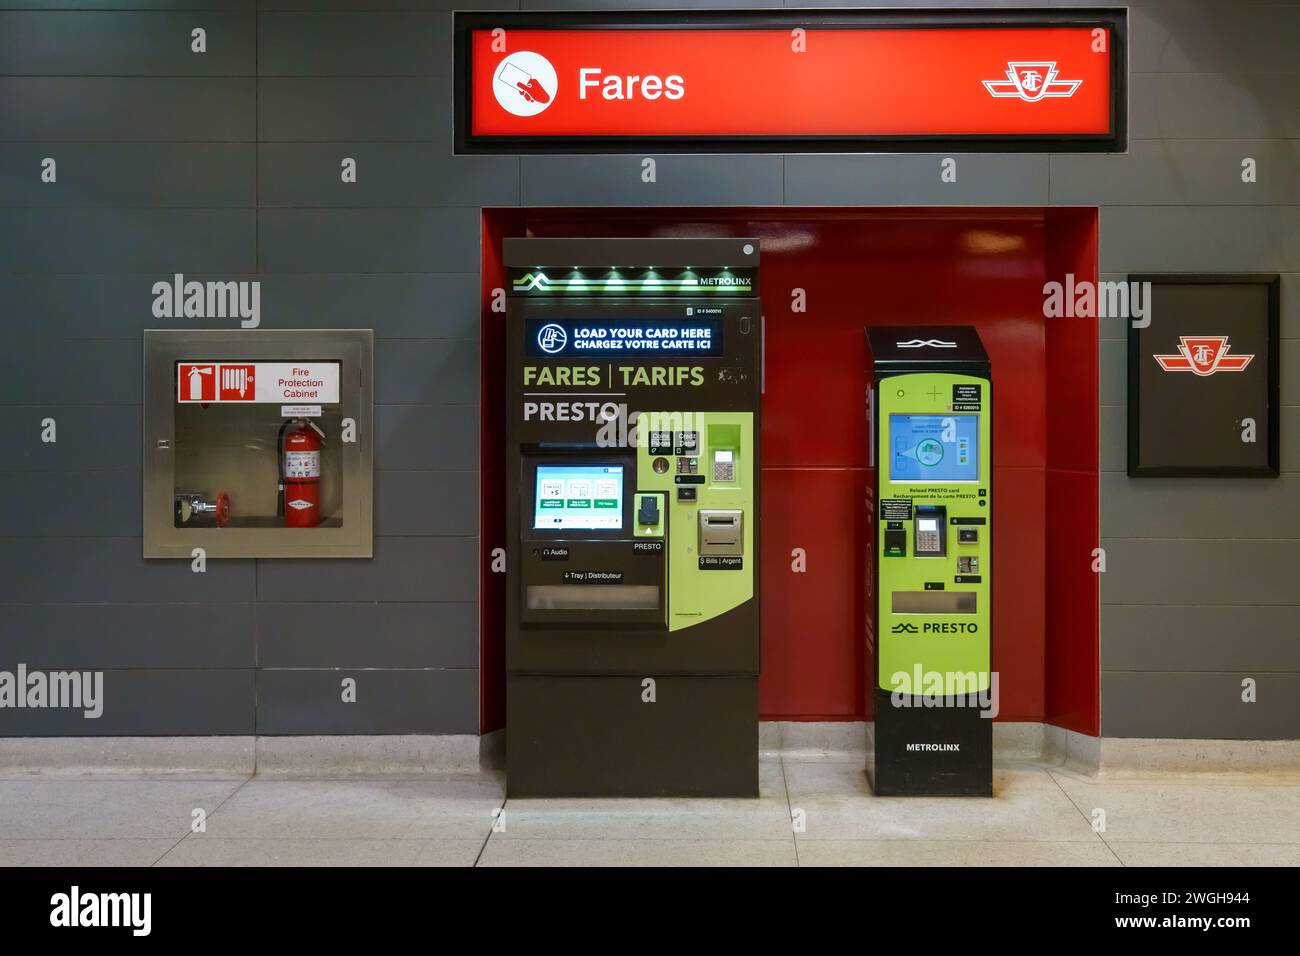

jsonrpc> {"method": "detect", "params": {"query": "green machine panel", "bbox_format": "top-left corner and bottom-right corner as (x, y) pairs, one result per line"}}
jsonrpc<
(867, 327), (993, 796)
(505, 238), (761, 797)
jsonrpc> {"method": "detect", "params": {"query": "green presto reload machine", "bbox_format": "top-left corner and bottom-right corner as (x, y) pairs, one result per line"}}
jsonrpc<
(505, 238), (761, 797)
(866, 326), (993, 796)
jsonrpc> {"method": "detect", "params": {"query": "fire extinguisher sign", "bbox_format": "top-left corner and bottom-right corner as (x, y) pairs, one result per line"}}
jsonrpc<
(177, 362), (341, 404)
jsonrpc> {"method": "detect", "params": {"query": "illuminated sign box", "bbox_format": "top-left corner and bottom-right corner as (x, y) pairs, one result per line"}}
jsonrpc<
(526, 319), (723, 357)
(1128, 275), (1280, 478)
(455, 9), (1126, 154)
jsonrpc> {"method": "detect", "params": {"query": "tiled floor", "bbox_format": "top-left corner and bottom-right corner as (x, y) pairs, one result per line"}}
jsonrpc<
(2, 759), (1298, 867)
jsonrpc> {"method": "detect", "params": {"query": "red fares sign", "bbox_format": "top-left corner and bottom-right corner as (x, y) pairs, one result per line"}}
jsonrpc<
(467, 25), (1116, 143)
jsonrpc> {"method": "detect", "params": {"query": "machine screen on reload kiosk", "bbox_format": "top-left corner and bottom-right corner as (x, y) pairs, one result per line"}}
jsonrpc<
(889, 414), (979, 482)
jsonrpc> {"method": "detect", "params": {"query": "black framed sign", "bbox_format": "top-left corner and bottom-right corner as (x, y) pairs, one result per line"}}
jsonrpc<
(454, 8), (1127, 154)
(1127, 275), (1280, 478)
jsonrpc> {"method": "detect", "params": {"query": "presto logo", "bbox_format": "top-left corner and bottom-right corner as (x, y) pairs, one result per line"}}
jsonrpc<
(897, 338), (957, 349)
(891, 622), (979, 635)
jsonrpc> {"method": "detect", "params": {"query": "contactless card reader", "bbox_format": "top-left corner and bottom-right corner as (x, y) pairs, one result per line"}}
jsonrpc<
(637, 494), (660, 528)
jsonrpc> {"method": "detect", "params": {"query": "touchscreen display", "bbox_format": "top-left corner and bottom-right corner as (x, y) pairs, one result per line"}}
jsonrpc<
(533, 465), (624, 530)
(889, 414), (978, 482)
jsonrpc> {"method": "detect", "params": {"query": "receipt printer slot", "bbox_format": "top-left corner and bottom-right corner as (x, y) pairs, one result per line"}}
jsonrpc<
(698, 509), (743, 556)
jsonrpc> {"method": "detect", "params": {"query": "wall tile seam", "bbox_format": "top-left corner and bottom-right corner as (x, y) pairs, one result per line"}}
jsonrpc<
(1052, 202), (1300, 207)
(1101, 601), (1300, 607)
(255, 204), (518, 211)
(0, 271), (483, 277)
(1096, 204), (1300, 208)
(1, 74), (460, 80)
(1101, 669), (1300, 675)
(255, 140), (466, 145)
(1128, 70), (1300, 77)
(0, 337), (483, 343)
(0, 536), (491, 542)
(0, 666), (256, 672)
(256, 666), (479, 671)
(0, 469), (481, 475)
(0, 74), (260, 79)
(0, 271), (484, 276)
(0, 343), (478, 348)
(0, 402), (143, 407)
(1100, 534), (1300, 540)
(7, 206), (520, 212)
(2, 206), (489, 210)
(0, 601), (479, 607)
(0, 271), (489, 277)
(1100, 271), (1300, 276)
(4, 72), (1292, 83)
(0, 142), (479, 146)
(1101, 337), (1300, 343)
(1100, 535), (1300, 541)
(0, 666), (480, 672)
(1063, 139), (1300, 144)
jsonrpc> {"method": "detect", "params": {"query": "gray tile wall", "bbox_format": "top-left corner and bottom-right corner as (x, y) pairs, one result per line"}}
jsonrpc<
(0, 0), (485, 737)
(1, 0), (1296, 739)
(1082, 0), (1300, 740)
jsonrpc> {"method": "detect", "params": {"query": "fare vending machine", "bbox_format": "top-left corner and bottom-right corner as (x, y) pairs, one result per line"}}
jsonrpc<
(505, 238), (761, 797)
(866, 327), (993, 796)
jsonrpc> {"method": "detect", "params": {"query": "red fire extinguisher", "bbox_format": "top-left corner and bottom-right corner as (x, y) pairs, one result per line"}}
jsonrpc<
(280, 419), (322, 528)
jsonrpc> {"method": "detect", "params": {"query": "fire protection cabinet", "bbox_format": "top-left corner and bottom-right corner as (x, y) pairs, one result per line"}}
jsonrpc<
(505, 238), (760, 797)
(142, 329), (373, 559)
(866, 326), (992, 796)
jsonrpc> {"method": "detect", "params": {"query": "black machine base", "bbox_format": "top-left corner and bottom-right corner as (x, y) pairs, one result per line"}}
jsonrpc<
(870, 689), (993, 797)
(507, 674), (758, 798)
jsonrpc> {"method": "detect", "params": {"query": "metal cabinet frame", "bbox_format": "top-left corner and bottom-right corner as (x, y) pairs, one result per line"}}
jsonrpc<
(143, 329), (373, 559)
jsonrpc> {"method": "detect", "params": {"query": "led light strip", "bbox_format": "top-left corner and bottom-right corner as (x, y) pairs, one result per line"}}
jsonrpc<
(512, 271), (752, 293)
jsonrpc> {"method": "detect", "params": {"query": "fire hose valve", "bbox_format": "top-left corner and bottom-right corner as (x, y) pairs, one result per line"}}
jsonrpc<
(175, 491), (231, 527)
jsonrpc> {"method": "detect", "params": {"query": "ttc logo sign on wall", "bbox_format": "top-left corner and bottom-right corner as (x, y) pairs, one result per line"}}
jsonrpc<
(1154, 336), (1254, 376)
(493, 51), (557, 116)
(983, 62), (1082, 101)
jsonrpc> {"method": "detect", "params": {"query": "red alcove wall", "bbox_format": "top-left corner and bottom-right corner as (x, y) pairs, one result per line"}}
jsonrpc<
(481, 207), (1099, 735)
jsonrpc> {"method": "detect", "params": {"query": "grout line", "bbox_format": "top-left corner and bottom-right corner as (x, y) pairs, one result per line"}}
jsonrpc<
(473, 792), (503, 868)
(779, 755), (800, 868)
(149, 773), (255, 867)
(1044, 767), (1126, 868)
